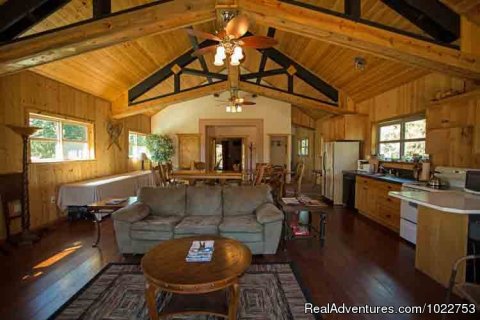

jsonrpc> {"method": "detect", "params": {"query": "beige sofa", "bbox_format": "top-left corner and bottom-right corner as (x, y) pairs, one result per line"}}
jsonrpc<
(111, 185), (284, 255)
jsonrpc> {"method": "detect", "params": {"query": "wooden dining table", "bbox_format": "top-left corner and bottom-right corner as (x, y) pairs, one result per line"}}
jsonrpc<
(171, 170), (243, 185)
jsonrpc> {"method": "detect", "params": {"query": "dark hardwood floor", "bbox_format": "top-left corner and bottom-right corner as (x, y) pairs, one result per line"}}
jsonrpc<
(0, 204), (477, 320)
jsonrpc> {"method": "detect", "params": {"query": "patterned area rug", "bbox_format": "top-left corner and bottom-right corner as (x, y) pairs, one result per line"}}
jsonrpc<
(50, 263), (319, 320)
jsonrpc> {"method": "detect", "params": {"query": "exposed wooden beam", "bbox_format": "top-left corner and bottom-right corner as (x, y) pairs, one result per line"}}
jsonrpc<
(382, 0), (459, 43)
(345, 0), (361, 19)
(0, 0), (72, 42)
(128, 39), (217, 103)
(239, 0), (480, 80)
(0, 0), (216, 75)
(113, 81), (228, 119)
(256, 27), (276, 84)
(93, 0), (111, 18)
(238, 81), (348, 115)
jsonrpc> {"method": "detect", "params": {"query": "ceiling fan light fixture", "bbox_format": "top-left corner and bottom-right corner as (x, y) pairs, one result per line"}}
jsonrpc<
(233, 46), (244, 60)
(236, 105), (242, 112)
(230, 56), (240, 66)
(216, 46), (226, 60)
(214, 54), (224, 66)
(226, 106), (231, 112)
(231, 105), (237, 113)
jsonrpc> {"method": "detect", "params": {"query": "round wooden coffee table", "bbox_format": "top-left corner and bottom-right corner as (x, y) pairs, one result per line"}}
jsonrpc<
(141, 235), (252, 320)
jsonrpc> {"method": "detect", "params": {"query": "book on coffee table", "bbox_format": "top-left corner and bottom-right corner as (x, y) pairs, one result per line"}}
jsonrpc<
(186, 240), (214, 262)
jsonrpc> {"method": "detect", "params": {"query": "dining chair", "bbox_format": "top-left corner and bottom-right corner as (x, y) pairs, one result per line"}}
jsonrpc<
(285, 161), (305, 197)
(444, 255), (480, 319)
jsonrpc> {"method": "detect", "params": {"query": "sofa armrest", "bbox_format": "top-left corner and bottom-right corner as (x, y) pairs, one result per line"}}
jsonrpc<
(111, 202), (150, 223)
(256, 203), (284, 224)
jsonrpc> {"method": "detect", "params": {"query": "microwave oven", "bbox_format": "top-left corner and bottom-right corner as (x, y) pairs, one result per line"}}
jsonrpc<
(465, 170), (480, 195)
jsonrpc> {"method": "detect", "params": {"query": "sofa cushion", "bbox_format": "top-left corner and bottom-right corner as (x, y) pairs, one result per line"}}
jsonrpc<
(186, 186), (222, 216)
(220, 232), (263, 243)
(223, 185), (273, 216)
(138, 186), (186, 216)
(174, 216), (221, 235)
(219, 215), (263, 233)
(131, 215), (183, 232)
(130, 230), (173, 241)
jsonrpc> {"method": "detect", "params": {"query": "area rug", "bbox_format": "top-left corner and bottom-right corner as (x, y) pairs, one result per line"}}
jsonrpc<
(49, 263), (319, 320)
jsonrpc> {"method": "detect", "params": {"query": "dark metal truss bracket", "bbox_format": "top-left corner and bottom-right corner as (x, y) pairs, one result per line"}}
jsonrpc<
(128, 39), (218, 104)
(0, 0), (72, 42)
(245, 31), (338, 102)
(279, 0), (459, 48)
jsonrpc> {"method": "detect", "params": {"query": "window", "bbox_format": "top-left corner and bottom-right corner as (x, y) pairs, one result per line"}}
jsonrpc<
(29, 113), (94, 162)
(128, 131), (147, 159)
(377, 116), (426, 161)
(298, 138), (309, 156)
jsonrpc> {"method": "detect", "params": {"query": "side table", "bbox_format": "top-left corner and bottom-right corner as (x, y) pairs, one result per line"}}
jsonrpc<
(278, 199), (328, 248)
(86, 197), (137, 247)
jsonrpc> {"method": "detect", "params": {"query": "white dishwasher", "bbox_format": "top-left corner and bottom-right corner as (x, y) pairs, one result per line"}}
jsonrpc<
(399, 191), (418, 245)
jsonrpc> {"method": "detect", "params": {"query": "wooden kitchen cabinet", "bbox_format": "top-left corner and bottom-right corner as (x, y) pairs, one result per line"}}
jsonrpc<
(355, 176), (401, 232)
(320, 114), (367, 142)
(426, 127), (474, 167)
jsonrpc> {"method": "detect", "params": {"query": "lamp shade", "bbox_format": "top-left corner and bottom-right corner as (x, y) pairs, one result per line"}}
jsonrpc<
(6, 125), (40, 137)
(140, 152), (148, 161)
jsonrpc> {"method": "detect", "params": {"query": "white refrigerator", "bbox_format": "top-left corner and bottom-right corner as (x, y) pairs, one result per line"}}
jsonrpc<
(322, 141), (360, 205)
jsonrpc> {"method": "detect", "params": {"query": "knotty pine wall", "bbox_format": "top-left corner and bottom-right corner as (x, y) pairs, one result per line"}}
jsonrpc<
(317, 73), (480, 168)
(0, 71), (150, 240)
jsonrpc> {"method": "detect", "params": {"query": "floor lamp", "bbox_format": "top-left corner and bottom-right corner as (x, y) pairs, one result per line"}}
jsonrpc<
(6, 125), (40, 245)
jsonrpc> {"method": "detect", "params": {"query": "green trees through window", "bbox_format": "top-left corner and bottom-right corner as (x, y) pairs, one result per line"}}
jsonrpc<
(29, 113), (93, 162)
(378, 116), (426, 161)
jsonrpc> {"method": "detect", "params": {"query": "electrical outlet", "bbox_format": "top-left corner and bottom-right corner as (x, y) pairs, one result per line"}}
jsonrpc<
(50, 196), (56, 204)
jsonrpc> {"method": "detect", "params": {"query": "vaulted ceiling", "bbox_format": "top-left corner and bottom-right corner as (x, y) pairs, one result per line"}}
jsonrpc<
(0, 0), (475, 119)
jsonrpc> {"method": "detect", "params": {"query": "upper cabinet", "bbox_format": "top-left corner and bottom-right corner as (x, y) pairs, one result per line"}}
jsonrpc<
(319, 114), (368, 142)
(425, 90), (480, 168)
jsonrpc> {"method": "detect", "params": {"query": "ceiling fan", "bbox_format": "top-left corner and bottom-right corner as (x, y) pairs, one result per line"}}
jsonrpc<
(217, 89), (256, 113)
(186, 13), (277, 66)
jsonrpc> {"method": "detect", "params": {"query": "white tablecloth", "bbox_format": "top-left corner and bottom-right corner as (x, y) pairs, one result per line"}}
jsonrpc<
(57, 171), (154, 210)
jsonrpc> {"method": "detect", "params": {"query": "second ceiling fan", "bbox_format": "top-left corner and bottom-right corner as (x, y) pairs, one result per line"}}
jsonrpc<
(186, 14), (277, 66)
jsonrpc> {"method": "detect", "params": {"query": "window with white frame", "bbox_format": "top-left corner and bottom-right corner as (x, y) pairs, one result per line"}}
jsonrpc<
(298, 138), (309, 156)
(128, 131), (147, 159)
(29, 113), (94, 162)
(377, 116), (426, 161)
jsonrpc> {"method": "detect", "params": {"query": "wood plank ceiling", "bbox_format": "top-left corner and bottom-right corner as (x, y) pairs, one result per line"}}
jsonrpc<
(3, 0), (443, 118)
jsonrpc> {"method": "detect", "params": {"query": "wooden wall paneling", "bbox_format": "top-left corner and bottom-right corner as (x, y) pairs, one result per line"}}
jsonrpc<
(177, 134), (201, 170)
(292, 106), (315, 129)
(0, 71), (151, 240)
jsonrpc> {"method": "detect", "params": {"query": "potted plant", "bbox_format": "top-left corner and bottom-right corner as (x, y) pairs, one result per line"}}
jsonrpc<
(146, 134), (174, 164)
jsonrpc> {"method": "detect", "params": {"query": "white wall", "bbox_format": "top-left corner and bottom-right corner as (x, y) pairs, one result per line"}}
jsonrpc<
(151, 91), (292, 169)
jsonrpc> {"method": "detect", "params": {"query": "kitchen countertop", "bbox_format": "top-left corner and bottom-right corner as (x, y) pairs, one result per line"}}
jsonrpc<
(389, 190), (480, 214)
(343, 170), (416, 185)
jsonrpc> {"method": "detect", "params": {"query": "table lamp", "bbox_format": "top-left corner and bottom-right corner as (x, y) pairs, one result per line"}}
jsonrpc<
(6, 125), (40, 245)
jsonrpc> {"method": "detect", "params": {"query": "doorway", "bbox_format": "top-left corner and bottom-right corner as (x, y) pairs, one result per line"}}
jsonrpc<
(213, 137), (244, 171)
(269, 135), (288, 167)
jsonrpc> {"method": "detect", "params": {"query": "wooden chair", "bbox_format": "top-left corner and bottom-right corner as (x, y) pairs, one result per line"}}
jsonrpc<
(0, 173), (23, 244)
(269, 165), (286, 203)
(286, 161), (305, 197)
(444, 255), (480, 319)
(253, 164), (267, 186)
(193, 161), (206, 170)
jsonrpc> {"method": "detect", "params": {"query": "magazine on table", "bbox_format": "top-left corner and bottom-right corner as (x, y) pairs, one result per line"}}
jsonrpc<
(186, 240), (215, 262)
(282, 197), (300, 205)
(105, 198), (127, 205)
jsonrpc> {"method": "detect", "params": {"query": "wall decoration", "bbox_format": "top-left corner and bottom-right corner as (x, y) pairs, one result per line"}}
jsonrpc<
(106, 121), (123, 150)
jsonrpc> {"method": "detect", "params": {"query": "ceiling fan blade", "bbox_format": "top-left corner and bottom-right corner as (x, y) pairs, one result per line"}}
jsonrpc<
(239, 36), (278, 49)
(192, 45), (217, 57)
(241, 101), (256, 105)
(216, 29), (227, 39)
(225, 15), (249, 39)
(186, 28), (221, 42)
